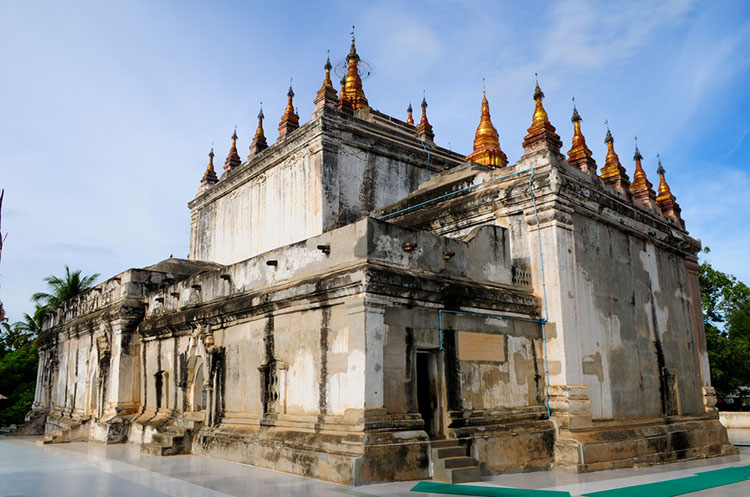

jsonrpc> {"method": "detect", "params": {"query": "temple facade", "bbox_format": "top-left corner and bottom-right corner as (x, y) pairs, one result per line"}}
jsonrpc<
(26, 38), (735, 485)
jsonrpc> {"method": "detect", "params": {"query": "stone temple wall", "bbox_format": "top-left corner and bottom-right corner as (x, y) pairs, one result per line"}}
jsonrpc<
(377, 145), (733, 471)
(27, 102), (734, 483)
(188, 110), (466, 266)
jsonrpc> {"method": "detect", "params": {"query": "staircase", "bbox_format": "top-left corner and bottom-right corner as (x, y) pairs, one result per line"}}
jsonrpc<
(140, 417), (203, 456)
(431, 439), (481, 483)
(36, 420), (83, 445)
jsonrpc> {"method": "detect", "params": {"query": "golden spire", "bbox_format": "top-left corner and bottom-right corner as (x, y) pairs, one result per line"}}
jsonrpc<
(313, 52), (339, 118)
(248, 104), (268, 159)
(224, 129), (241, 172)
(466, 86), (507, 168)
(406, 103), (414, 126)
(522, 76), (562, 155)
(200, 147), (218, 188)
(532, 80), (548, 124)
(629, 138), (657, 208)
(341, 27), (369, 110)
(655, 154), (683, 227)
(416, 94), (434, 143)
(277, 83), (300, 141)
(322, 52), (334, 90)
(566, 98), (597, 175)
(599, 124), (631, 195)
(655, 156), (672, 201)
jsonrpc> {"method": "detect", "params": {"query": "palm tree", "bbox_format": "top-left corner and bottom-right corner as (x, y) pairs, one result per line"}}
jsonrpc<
(31, 265), (100, 313)
(2, 310), (42, 351)
(13, 309), (45, 336)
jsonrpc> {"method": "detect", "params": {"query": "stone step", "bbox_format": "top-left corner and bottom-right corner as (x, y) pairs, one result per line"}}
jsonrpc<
(430, 439), (460, 448)
(430, 440), (481, 484)
(140, 418), (200, 456)
(434, 446), (466, 459)
(448, 466), (482, 484)
(442, 456), (475, 469)
(141, 443), (171, 456)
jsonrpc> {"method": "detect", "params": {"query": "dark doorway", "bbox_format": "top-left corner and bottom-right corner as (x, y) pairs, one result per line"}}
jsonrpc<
(155, 372), (163, 410)
(416, 352), (441, 438)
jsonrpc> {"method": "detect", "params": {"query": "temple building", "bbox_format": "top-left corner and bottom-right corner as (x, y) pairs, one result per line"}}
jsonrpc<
(26, 37), (735, 485)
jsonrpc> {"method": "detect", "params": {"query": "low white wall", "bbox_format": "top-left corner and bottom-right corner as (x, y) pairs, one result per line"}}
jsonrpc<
(719, 412), (750, 429)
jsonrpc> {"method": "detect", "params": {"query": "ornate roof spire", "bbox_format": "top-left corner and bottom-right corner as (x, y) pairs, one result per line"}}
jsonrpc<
(629, 137), (657, 209)
(416, 93), (434, 143)
(599, 123), (631, 196)
(522, 76), (562, 156)
(313, 51), (339, 118)
(566, 98), (597, 175)
(466, 86), (507, 168)
(406, 103), (414, 126)
(655, 154), (684, 227)
(277, 82), (300, 142)
(248, 104), (268, 160)
(341, 26), (369, 110)
(223, 128), (241, 173)
(199, 147), (218, 192)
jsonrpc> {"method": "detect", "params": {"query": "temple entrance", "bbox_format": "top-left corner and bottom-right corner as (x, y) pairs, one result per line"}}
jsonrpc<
(416, 351), (443, 438)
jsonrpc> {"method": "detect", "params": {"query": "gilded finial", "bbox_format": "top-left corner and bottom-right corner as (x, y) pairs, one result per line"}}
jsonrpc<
(199, 146), (218, 189)
(466, 87), (507, 168)
(566, 99), (597, 174)
(523, 75), (562, 155)
(655, 154), (671, 200)
(341, 29), (368, 110)
(224, 128), (241, 172)
(277, 82), (300, 141)
(248, 103), (268, 159)
(416, 92), (434, 142)
(313, 50), (338, 117)
(654, 154), (683, 227)
(406, 102), (414, 125)
(533, 73), (544, 100)
(571, 97), (581, 122)
(600, 125), (630, 194)
(629, 139), (657, 208)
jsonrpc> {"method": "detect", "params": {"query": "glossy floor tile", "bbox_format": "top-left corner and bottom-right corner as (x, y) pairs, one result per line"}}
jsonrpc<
(1, 435), (749, 497)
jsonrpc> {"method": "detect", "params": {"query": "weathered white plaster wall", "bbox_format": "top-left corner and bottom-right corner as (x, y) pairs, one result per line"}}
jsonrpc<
(192, 149), (324, 265)
(570, 213), (704, 419)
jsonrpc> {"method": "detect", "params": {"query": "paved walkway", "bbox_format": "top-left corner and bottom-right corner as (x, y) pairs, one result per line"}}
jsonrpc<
(1, 435), (750, 497)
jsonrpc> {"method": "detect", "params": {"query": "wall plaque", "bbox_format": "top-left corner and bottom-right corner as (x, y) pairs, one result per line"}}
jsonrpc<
(458, 331), (506, 362)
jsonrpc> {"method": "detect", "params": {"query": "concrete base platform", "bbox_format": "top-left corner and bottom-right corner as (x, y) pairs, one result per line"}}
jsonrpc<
(2, 434), (750, 496)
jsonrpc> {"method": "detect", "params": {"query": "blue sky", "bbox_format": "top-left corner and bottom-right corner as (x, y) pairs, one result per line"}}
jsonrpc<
(1, 0), (749, 324)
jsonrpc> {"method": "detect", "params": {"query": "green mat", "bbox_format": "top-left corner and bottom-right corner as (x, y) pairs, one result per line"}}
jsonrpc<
(581, 464), (750, 497)
(411, 481), (571, 496)
(410, 465), (750, 497)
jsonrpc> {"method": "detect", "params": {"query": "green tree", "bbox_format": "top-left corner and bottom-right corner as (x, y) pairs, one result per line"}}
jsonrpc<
(0, 266), (98, 426)
(0, 339), (38, 426)
(699, 248), (750, 400)
(32, 265), (99, 313)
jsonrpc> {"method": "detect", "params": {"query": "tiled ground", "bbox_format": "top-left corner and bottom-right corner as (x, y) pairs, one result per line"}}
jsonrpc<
(1, 434), (749, 497)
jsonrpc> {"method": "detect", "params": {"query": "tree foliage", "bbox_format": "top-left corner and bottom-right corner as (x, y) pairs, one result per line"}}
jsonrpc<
(32, 265), (99, 314)
(699, 248), (750, 399)
(0, 266), (98, 426)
